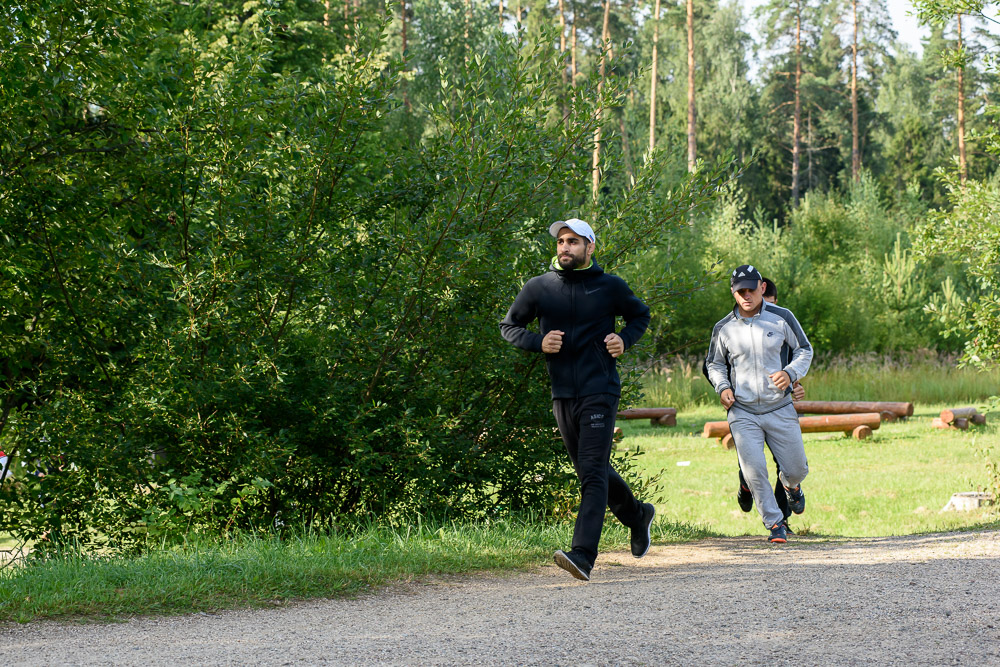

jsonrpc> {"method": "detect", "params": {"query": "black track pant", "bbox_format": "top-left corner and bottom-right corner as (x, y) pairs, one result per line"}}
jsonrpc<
(552, 393), (643, 566)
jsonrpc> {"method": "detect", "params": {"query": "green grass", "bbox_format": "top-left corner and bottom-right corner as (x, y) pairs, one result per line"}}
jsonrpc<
(0, 516), (705, 623)
(621, 402), (1000, 538)
(638, 353), (1000, 411)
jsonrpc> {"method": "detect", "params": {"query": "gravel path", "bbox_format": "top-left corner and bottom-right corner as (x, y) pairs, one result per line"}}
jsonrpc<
(3, 530), (1000, 665)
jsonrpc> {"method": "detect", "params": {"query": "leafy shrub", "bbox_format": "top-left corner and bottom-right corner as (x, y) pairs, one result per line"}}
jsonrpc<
(0, 2), (729, 553)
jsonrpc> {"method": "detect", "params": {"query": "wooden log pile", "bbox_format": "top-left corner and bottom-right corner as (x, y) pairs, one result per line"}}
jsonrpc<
(705, 412), (881, 449)
(617, 407), (677, 426)
(793, 400), (913, 422)
(934, 406), (987, 430)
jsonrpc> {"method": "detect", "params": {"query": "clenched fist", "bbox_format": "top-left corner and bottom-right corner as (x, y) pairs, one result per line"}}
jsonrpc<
(542, 329), (565, 354)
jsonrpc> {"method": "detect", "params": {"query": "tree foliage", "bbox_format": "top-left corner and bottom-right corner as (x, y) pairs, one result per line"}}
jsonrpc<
(0, 0), (732, 553)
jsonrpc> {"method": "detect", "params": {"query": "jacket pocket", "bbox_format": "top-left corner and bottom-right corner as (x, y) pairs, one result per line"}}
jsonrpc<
(592, 339), (614, 378)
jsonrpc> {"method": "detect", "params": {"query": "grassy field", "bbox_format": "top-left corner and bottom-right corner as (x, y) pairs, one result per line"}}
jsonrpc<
(0, 517), (706, 623)
(638, 352), (1000, 411)
(621, 402), (1000, 538)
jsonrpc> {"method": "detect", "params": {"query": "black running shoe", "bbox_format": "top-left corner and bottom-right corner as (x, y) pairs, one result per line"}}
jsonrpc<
(768, 522), (787, 544)
(554, 549), (592, 581)
(784, 485), (805, 514)
(737, 481), (753, 513)
(631, 503), (655, 558)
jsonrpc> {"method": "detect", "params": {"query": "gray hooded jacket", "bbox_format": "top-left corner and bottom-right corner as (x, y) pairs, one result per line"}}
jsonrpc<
(705, 301), (813, 415)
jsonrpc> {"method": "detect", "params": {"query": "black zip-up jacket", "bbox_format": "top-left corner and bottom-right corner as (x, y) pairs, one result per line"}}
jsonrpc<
(500, 260), (651, 399)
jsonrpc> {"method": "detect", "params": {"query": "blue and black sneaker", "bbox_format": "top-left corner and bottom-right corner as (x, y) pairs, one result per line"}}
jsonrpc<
(784, 485), (805, 514)
(768, 522), (788, 544)
(737, 481), (753, 513)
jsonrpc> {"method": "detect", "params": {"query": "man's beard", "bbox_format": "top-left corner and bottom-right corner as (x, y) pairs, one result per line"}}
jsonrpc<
(558, 253), (586, 270)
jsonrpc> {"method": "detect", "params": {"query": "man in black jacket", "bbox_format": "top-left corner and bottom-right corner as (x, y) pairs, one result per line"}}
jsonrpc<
(500, 219), (656, 582)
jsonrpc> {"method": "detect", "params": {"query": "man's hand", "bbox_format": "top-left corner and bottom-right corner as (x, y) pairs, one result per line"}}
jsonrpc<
(720, 388), (735, 409)
(769, 370), (792, 391)
(541, 330), (564, 354)
(792, 381), (805, 401)
(604, 333), (624, 358)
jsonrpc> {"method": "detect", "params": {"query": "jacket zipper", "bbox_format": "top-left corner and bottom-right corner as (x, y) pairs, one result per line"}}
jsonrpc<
(749, 318), (762, 410)
(571, 280), (578, 396)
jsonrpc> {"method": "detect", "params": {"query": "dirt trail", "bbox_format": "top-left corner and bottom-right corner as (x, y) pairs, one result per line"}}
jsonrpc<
(3, 530), (999, 665)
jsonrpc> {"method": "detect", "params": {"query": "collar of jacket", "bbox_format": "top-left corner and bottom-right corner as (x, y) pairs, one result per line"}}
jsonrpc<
(731, 299), (768, 321)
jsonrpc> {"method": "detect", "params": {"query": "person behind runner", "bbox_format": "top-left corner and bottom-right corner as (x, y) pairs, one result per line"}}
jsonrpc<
(705, 265), (813, 543)
(734, 276), (805, 531)
(500, 218), (656, 581)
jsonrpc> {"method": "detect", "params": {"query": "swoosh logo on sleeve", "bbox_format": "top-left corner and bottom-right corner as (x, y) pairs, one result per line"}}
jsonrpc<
(585, 287), (601, 294)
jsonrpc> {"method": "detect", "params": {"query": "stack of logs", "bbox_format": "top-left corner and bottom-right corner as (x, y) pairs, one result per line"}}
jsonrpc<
(932, 406), (988, 431)
(616, 408), (676, 427)
(703, 400), (914, 449)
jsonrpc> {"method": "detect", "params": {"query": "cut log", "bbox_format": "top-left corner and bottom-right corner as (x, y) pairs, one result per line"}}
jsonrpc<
(933, 417), (970, 430)
(940, 407), (978, 423)
(703, 412), (881, 440)
(703, 421), (730, 438)
(798, 412), (882, 433)
(972, 413), (987, 425)
(650, 413), (677, 426)
(618, 408), (676, 420)
(852, 425), (872, 440)
(793, 401), (913, 419)
(721, 433), (735, 450)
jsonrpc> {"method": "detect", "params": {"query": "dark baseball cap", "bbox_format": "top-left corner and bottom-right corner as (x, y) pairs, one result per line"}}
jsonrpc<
(730, 264), (763, 292)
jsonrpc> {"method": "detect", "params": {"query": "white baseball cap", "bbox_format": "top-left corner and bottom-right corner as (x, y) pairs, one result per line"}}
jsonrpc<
(548, 218), (596, 244)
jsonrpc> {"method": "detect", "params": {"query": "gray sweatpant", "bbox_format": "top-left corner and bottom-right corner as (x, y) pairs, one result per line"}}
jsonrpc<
(728, 403), (809, 528)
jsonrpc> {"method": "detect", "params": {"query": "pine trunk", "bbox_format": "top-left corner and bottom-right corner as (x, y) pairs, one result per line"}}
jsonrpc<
(401, 0), (410, 111)
(649, 0), (661, 152)
(851, 0), (860, 181)
(791, 4), (802, 208)
(592, 0), (611, 203)
(686, 0), (696, 172)
(957, 13), (967, 183)
(571, 24), (578, 86)
(559, 0), (568, 83)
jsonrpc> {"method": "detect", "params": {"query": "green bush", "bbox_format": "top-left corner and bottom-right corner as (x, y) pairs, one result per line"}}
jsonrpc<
(637, 171), (975, 360)
(0, 2), (729, 553)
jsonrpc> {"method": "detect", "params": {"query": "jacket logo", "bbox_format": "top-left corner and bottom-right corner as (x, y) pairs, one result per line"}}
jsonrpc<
(767, 331), (774, 337)
(585, 287), (601, 294)
(591, 414), (604, 420)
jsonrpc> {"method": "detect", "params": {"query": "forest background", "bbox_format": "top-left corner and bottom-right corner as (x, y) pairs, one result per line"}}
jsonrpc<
(1, 0), (998, 554)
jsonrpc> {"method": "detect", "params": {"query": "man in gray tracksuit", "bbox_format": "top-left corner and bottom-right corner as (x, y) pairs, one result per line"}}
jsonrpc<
(705, 264), (813, 543)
